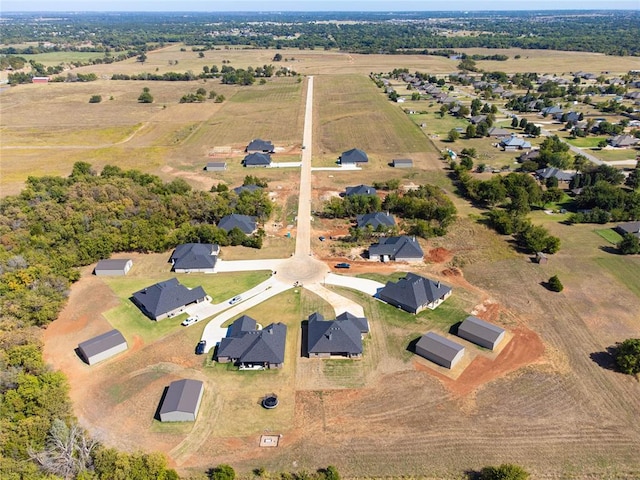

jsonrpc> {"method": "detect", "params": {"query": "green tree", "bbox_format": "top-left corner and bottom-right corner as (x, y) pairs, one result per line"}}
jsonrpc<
(614, 338), (640, 375)
(548, 275), (564, 292)
(210, 463), (235, 480)
(480, 463), (530, 480)
(448, 129), (460, 142)
(460, 156), (473, 171)
(138, 87), (153, 103)
(324, 465), (341, 480)
(466, 124), (477, 138)
(618, 233), (640, 255)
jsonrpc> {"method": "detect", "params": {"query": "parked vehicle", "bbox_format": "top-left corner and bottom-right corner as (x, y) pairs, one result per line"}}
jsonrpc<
(181, 315), (199, 326)
(335, 262), (351, 269)
(195, 340), (207, 355)
(229, 295), (242, 305)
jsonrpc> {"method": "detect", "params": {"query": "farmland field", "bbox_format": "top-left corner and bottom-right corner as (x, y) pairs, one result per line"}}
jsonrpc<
(25, 45), (640, 479)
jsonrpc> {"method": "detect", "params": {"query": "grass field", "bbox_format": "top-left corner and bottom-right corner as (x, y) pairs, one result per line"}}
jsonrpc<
(595, 228), (624, 245)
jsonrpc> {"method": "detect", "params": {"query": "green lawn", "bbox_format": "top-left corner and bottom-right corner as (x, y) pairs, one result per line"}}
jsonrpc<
(21, 51), (105, 65)
(564, 136), (608, 148)
(594, 256), (640, 299)
(102, 271), (271, 343)
(594, 228), (624, 245)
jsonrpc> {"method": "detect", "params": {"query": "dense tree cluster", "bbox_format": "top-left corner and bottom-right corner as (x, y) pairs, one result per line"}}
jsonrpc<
(614, 338), (640, 375)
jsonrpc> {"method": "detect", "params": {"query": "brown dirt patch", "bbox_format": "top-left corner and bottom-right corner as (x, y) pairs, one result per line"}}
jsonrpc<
(414, 326), (545, 397)
(425, 246), (452, 263)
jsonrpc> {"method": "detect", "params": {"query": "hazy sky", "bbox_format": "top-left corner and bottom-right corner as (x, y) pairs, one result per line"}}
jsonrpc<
(2, 0), (639, 12)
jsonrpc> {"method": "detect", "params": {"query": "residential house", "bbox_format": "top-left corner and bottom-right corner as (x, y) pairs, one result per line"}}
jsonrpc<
(535, 167), (575, 183)
(414, 332), (465, 369)
(233, 184), (263, 195)
(377, 273), (452, 313)
(306, 311), (369, 359)
(246, 139), (274, 153)
(344, 184), (377, 197)
(243, 152), (272, 167)
(216, 315), (287, 369)
(159, 379), (204, 422)
(356, 212), (395, 230)
(608, 134), (639, 148)
(339, 148), (369, 165)
(368, 236), (423, 262)
(541, 106), (563, 117)
(170, 243), (219, 273)
(94, 259), (133, 276)
(77, 329), (128, 365)
(457, 316), (506, 350)
(488, 127), (512, 139)
(132, 278), (207, 321)
(518, 150), (540, 163)
(615, 221), (640, 239)
(500, 134), (532, 151)
(469, 115), (487, 125)
(217, 214), (257, 234)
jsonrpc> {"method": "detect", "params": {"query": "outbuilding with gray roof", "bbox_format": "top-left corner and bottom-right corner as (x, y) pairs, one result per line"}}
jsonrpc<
(78, 329), (128, 365)
(457, 316), (506, 350)
(94, 259), (133, 276)
(415, 332), (465, 369)
(159, 379), (204, 422)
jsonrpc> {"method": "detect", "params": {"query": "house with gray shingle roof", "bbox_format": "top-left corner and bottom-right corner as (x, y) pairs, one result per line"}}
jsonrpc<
(615, 221), (640, 239)
(243, 152), (272, 168)
(246, 139), (274, 153)
(77, 329), (128, 365)
(535, 167), (575, 183)
(216, 315), (287, 369)
(132, 278), (207, 321)
(457, 316), (506, 350)
(356, 212), (395, 231)
(344, 185), (377, 197)
(306, 312), (369, 359)
(368, 236), (423, 262)
(159, 379), (204, 422)
(339, 148), (369, 164)
(488, 127), (511, 139)
(500, 134), (532, 151)
(233, 184), (263, 195)
(217, 214), (257, 234)
(170, 243), (219, 273)
(608, 134), (639, 148)
(378, 273), (452, 313)
(415, 332), (465, 369)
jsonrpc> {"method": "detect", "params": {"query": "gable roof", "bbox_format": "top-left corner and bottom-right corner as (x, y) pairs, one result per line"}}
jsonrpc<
(369, 236), (424, 260)
(616, 221), (640, 238)
(345, 184), (377, 196)
(217, 317), (287, 365)
(541, 106), (563, 115)
(246, 138), (274, 152)
(243, 152), (272, 166)
(378, 273), (452, 312)
(535, 167), (575, 182)
(170, 243), (218, 270)
(458, 316), (505, 348)
(609, 134), (639, 148)
(233, 184), (263, 195)
(307, 312), (364, 355)
(132, 278), (207, 319)
(335, 311), (370, 333)
(416, 332), (465, 364)
(356, 212), (395, 229)
(78, 329), (127, 359)
(217, 214), (257, 234)
(340, 148), (369, 164)
(500, 135), (532, 149)
(95, 259), (131, 273)
(488, 127), (511, 137)
(159, 379), (203, 415)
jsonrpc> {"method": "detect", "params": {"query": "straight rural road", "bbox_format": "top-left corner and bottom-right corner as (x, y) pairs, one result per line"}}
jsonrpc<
(295, 75), (314, 258)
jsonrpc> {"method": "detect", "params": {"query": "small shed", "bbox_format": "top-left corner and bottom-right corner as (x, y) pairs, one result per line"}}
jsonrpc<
(457, 316), (506, 350)
(535, 252), (548, 264)
(32, 76), (49, 84)
(78, 329), (128, 365)
(205, 162), (227, 171)
(392, 158), (413, 168)
(94, 259), (133, 276)
(415, 332), (465, 369)
(159, 379), (204, 422)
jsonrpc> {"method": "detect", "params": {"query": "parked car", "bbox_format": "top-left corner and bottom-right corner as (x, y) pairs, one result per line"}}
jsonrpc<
(335, 262), (351, 269)
(229, 295), (242, 305)
(195, 340), (206, 355)
(181, 315), (199, 326)
(319, 236), (326, 241)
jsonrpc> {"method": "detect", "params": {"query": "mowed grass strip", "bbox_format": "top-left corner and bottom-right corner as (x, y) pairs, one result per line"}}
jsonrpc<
(594, 256), (640, 299)
(595, 228), (624, 245)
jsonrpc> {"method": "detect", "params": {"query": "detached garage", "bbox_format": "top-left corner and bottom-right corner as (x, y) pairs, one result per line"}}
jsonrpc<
(94, 259), (133, 276)
(78, 329), (128, 365)
(458, 316), (506, 350)
(415, 332), (465, 369)
(159, 379), (204, 422)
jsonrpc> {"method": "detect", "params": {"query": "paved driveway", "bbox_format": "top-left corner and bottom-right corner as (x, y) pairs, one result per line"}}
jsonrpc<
(214, 258), (281, 273)
(305, 283), (365, 317)
(324, 273), (385, 296)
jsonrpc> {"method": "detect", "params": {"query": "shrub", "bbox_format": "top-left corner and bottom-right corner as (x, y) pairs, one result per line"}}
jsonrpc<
(548, 275), (564, 292)
(89, 95), (102, 103)
(614, 338), (640, 375)
(480, 463), (530, 480)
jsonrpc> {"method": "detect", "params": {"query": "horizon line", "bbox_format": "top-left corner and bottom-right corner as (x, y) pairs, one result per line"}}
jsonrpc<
(2, 8), (639, 13)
